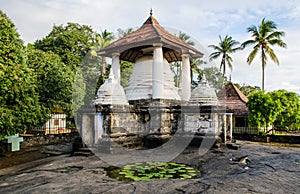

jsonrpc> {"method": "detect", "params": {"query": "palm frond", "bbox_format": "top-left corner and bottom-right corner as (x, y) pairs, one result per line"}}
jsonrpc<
(265, 46), (279, 64)
(241, 39), (256, 48)
(247, 25), (259, 37)
(266, 31), (285, 40)
(247, 46), (259, 64)
(226, 55), (233, 70)
(268, 38), (287, 48)
(177, 31), (195, 46)
(208, 45), (222, 51)
(209, 52), (222, 61)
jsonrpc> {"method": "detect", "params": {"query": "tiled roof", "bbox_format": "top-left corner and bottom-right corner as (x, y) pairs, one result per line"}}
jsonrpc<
(218, 82), (249, 115)
(98, 15), (203, 62)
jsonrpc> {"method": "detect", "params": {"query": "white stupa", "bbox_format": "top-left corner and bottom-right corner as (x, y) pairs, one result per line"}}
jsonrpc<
(94, 70), (128, 105)
(125, 50), (181, 101)
(189, 74), (219, 106)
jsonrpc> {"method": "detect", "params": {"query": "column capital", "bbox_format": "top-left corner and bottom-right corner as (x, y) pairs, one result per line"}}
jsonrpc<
(153, 43), (163, 47)
(181, 53), (190, 58)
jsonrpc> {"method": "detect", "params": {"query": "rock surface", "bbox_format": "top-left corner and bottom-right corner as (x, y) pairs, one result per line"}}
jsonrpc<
(0, 141), (299, 193)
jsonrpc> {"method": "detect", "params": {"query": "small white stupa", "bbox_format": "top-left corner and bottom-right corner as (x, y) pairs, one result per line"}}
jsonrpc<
(189, 74), (219, 106)
(94, 70), (128, 105)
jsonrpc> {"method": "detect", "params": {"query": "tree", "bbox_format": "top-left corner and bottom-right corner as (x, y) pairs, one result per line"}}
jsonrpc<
(97, 29), (115, 76)
(117, 28), (135, 39)
(177, 31), (195, 46)
(72, 69), (86, 113)
(198, 67), (228, 91)
(191, 59), (207, 88)
(26, 46), (75, 114)
(234, 83), (261, 96)
(269, 90), (300, 130)
(120, 61), (134, 87)
(170, 61), (181, 87)
(241, 18), (287, 91)
(116, 28), (135, 87)
(171, 31), (203, 87)
(34, 23), (100, 126)
(247, 91), (282, 131)
(209, 35), (241, 75)
(35, 22), (97, 71)
(0, 10), (43, 138)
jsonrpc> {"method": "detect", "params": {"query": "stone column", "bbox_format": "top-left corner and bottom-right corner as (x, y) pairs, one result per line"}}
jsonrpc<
(82, 114), (92, 145)
(152, 43), (164, 99)
(94, 113), (103, 144)
(181, 54), (191, 101)
(112, 53), (120, 83)
(229, 113), (233, 142)
(223, 114), (227, 143)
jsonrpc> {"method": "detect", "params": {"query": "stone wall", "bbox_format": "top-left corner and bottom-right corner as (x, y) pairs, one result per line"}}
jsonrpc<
(20, 132), (80, 147)
(78, 100), (227, 150)
(99, 101), (183, 135)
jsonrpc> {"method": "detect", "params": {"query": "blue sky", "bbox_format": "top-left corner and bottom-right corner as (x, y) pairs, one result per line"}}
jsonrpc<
(1, 0), (300, 93)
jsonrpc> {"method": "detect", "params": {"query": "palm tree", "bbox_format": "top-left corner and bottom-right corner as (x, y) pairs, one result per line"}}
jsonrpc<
(190, 58), (206, 88)
(208, 35), (241, 75)
(241, 18), (287, 91)
(117, 28), (135, 38)
(177, 31), (195, 46)
(97, 29), (115, 75)
(171, 31), (199, 87)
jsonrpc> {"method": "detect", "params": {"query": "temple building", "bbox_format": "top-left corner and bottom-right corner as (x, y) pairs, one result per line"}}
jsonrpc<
(218, 82), (249, 134)
(97, 12), (203, 102)
(80, 12), (228, 149)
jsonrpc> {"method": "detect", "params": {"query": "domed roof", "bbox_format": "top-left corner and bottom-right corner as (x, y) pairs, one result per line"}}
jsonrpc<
(189, 74), (219, 106)
(94, 70), (128, 105)
(97, 13), (203, 63)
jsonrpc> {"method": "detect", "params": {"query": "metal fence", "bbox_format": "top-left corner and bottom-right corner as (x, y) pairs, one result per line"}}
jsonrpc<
(233, 127), (260, 134)
(30, 114), (72, 134)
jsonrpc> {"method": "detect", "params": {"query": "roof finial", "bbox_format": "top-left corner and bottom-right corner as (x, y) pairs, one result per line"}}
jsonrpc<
(150, 8), (153, 16)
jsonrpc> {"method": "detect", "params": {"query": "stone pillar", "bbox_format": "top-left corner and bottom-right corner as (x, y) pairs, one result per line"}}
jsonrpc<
(112, 53), (120, 83)
(229, 113), (233, 142)
(82, 114), (92, 145)
(94, 113), (103, 144)
(223, 114), (227, 143)
(152, 43), (164, 99)
(181, 54), (191, 101)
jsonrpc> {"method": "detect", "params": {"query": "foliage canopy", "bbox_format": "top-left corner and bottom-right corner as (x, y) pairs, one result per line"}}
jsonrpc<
(0, 11), (44, 138)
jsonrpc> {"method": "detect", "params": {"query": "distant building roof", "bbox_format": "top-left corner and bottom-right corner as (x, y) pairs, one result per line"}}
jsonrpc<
(98, 14), (203, 63)
(218, 82), (248, 116)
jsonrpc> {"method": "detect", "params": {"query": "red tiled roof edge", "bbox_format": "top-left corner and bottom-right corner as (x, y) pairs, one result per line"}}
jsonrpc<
(230, 83), (248, 103)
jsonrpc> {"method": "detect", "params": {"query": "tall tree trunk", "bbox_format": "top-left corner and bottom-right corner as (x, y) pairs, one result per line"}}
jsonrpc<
(262, 63), (265, 91)
(261, 47), (265, 91)
(221, 54), (226, 75)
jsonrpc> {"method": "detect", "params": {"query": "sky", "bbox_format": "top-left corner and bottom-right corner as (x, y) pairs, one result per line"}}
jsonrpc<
(1, 0), (300, 94)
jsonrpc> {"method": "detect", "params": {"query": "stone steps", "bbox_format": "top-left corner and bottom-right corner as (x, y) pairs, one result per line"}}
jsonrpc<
(73, 148), (94, 157)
